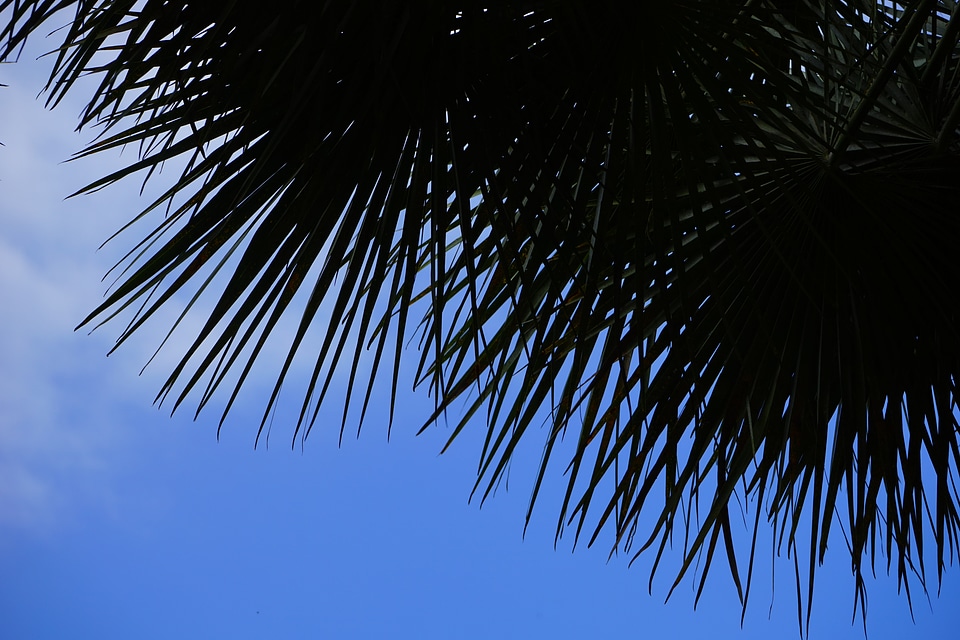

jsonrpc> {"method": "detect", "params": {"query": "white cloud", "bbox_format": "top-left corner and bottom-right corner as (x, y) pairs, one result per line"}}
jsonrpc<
(0, 42), (371, 532)
(0, 47), (182, 532)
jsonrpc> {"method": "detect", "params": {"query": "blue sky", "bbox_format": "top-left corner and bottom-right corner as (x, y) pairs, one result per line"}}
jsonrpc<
(1, 34), (958, 639)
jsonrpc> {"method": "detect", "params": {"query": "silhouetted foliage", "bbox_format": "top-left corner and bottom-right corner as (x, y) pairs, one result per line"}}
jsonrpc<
(3, 1), (959, 631)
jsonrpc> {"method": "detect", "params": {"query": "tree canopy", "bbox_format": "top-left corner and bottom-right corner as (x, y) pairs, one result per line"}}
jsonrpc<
(3, 0), (960, 629)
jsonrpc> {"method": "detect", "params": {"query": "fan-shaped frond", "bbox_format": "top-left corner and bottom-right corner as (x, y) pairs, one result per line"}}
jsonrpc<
(3, 0), (959, 629)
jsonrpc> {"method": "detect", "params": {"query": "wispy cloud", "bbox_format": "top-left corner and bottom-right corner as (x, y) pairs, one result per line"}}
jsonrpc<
(0, 48), (374, 532)
(0, 52), (191, 532)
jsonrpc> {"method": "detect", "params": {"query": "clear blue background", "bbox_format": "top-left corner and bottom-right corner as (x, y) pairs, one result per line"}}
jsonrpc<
(1, 36), (957, 639)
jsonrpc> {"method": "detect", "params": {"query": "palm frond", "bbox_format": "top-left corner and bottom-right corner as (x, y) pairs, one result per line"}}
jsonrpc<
(3, 0), (959, 629)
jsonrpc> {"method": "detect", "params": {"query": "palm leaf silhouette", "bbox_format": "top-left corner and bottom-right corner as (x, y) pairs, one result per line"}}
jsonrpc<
(3, 0), (959, 628)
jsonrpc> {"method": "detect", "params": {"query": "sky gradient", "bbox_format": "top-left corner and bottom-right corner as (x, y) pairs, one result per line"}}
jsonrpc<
(2, 34), (958, 639)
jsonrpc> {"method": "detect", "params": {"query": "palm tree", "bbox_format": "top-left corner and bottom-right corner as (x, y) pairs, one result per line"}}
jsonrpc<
(4, 0), (959, 629)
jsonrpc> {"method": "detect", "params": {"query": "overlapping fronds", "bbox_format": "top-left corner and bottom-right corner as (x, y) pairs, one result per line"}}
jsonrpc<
(3, 0), (960, 629)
